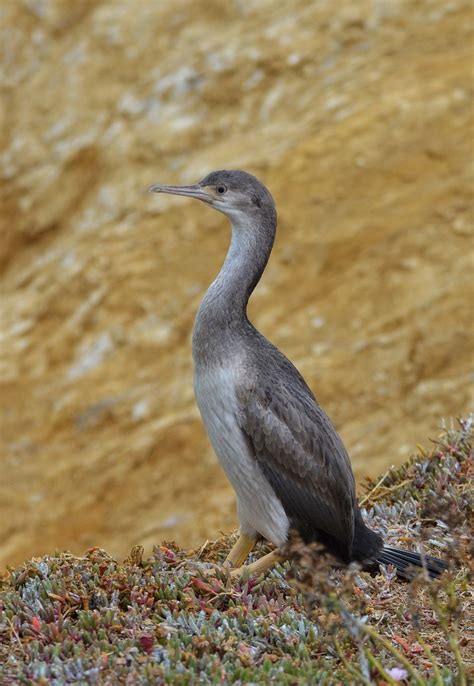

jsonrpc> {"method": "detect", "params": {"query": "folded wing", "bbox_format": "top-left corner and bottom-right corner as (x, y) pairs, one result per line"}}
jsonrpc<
(236, 374), (358, 560)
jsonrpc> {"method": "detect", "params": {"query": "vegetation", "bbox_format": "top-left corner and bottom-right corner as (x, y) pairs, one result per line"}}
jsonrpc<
(0, 420), (472, 685)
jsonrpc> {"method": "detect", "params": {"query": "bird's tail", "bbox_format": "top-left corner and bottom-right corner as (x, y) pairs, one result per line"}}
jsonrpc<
(376, 546), (448, 580)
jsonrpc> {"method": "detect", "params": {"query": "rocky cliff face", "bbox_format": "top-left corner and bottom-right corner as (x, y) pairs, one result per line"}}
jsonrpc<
(0, 0), (472, 567)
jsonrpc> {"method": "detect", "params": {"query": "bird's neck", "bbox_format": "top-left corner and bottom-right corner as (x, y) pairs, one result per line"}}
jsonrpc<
(193, 215), (275, 363)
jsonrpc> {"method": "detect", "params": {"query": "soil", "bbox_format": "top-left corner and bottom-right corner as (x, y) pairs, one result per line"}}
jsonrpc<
(0, 0), (472, 567)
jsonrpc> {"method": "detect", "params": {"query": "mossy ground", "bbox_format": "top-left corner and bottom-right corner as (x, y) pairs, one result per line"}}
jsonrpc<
(0, 420), (472, 685)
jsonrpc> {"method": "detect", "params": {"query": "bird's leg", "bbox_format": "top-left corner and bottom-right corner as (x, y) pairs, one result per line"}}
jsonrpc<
(223, 533), (257, 569)
(230, 549), (286, 579)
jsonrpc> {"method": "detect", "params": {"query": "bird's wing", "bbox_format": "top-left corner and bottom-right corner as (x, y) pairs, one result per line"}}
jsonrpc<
(236, 372), (357, 554)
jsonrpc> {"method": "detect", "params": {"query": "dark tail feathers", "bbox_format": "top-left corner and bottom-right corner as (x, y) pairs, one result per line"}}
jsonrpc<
(376, 546), (448, 580)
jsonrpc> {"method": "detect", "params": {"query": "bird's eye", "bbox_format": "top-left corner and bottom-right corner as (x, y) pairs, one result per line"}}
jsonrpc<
(216, 185), (227, 195)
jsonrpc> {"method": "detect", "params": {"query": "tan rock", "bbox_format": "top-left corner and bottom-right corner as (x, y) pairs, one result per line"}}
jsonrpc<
(0, 0), (472, 567)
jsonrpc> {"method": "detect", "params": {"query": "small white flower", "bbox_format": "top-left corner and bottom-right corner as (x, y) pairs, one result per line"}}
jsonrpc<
(387, 666), (408, 681)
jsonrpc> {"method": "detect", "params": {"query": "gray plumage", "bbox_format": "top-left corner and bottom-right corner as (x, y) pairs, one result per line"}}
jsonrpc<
(236, 354), (359, 559)
(149, 169), (447, 579)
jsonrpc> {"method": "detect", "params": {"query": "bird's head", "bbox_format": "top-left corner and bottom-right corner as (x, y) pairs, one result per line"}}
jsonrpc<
(149, 170), (276, 226)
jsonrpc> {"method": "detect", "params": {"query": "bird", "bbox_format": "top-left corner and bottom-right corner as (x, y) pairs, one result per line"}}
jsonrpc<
(149, 170), (447, 581)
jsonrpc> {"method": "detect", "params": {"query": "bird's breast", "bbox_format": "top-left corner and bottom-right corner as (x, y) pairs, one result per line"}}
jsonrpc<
(193, 361), (289, 546)
(193, 362), (245, 475)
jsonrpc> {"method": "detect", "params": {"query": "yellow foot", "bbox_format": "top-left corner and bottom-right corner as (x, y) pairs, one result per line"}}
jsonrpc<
(230, 549), (286, 579)
(223, 532), (257, 569)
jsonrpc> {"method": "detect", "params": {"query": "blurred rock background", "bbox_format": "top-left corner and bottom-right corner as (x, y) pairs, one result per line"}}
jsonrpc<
(0, 0), (472, 568)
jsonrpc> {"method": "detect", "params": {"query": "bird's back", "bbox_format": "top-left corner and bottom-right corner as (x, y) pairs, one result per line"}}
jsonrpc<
(233, 325), (365, 558)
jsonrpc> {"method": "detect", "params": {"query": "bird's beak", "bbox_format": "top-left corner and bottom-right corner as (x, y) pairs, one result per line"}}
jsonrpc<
(148, 183), (213, 203)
